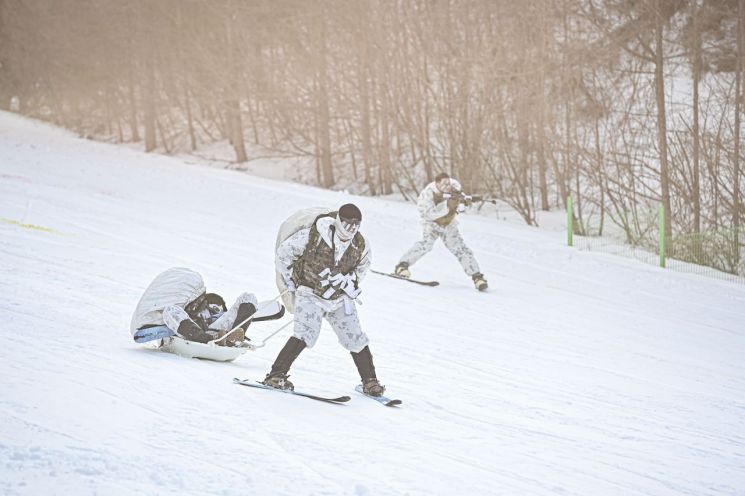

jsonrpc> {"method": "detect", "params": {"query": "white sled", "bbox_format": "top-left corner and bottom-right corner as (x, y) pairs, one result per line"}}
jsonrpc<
(157, 318), (294, 362)
(159, 336), (249, 362)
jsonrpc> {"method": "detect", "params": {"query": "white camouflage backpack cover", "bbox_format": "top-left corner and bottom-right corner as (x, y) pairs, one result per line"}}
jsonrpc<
(130, 267), (206, 335)
(275, 206), (334, 314)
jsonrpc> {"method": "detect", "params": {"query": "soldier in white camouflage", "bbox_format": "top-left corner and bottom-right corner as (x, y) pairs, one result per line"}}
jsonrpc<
(395, 172), (488, 291)
(263, 203), (387, 396)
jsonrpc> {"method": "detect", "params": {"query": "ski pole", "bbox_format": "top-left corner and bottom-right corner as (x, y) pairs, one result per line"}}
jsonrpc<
(215, 319), (294, 351)
(248, 319), (294, 350)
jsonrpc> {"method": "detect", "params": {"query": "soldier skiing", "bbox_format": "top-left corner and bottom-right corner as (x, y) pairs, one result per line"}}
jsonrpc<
(395, 172), (488, 291)
(263, 203), (387, 396)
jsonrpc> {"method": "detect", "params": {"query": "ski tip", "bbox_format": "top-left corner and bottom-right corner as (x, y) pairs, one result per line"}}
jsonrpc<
(354, 384), (402, 407)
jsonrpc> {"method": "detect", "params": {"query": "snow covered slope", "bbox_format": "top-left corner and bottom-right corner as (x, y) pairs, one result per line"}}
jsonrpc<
(1, 111), (744, 495)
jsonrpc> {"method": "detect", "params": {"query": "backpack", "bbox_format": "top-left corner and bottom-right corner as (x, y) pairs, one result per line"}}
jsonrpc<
(275, 207), (335, 313)
(130, 267), (206, 335)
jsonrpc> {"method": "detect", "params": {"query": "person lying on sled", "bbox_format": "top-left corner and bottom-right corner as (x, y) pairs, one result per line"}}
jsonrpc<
(130, 267), (284, 347)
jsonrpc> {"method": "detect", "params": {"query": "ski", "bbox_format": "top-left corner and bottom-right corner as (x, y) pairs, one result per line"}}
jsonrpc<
(233, 378), (351, 404)
(371, 270), (439, 287)
(355, 385), (402, 407)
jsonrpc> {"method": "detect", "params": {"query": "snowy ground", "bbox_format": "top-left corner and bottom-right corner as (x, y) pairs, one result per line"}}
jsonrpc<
(1, 111), (745, 495)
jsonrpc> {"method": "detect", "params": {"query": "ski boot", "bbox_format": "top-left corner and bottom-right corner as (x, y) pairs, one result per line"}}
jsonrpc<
(394, 262), (411, 278)
(362, 378), (386, 397)
(472, 273), (488, 291)
(262, 337), (306, 390)
(177, 319), (213, 343)
(204, 327), (245, 347)
(222, 328), (246, 347)
(261, 372), (295, 391)
(232, 302), (256, 332)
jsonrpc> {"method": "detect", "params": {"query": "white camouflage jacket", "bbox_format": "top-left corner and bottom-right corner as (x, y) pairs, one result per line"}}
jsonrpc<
(416, 180), (462, 226)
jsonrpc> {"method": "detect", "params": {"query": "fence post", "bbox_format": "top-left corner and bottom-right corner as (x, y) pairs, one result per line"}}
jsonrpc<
(567, 196), (573, 247)
(658, 205), (666, 268)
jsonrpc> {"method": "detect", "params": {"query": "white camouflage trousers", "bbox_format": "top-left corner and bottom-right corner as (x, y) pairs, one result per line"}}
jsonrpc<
(162, 292), (258, 333)
(399, 222), (480, 276)
(292, 291), (369, 353)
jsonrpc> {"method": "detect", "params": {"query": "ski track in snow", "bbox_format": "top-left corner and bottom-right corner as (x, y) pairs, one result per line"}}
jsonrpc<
(1, 111), (745, 495)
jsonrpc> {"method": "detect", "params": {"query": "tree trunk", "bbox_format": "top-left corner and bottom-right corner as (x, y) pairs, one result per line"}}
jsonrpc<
(226, 11), (247, 163)
(359, 42), (375, 195)
(314, 18), (334, 188)
(316, 73), (333, 187)
(185, 87), (197, 152)
(144, 55), (157, 152)
(379, 79), (393, 195)
(691, 1), (701, 234)
(654, 0), (673, 242)
(537, 2), (549, 211)
(128, 76), (140, 142)
(228, 99), (247, 163)
(734, 0), (743, 266)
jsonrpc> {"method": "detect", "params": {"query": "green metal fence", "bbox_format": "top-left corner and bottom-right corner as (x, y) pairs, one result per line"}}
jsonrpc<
(567, 196), (745, 284)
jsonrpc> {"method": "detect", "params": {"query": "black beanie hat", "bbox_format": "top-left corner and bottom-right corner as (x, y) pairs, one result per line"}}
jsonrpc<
(339, 203), (362, 221)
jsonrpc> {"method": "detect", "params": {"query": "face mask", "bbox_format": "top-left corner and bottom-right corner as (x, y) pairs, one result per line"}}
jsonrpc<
(335, 216), (360, 240)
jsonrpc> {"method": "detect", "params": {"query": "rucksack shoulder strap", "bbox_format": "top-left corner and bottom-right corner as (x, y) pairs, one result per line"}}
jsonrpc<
(306, 211), (338, 250)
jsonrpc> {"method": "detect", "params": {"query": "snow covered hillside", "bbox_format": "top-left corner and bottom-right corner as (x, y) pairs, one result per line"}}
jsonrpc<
(1, 111), (744, 496)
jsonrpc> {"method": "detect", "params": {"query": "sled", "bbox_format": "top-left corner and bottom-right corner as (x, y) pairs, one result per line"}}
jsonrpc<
(156, 319), (294, 362)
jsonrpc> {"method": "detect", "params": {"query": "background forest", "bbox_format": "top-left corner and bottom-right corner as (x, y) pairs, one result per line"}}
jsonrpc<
(1, 0), (743, 273)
